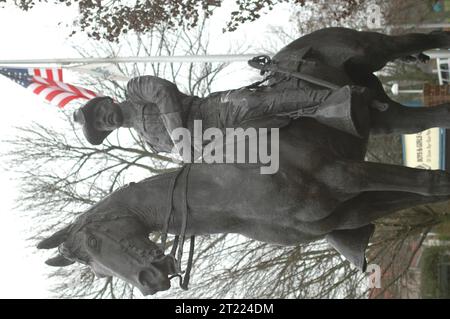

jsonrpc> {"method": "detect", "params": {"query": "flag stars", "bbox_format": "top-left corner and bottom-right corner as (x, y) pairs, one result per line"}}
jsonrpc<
(0, 68), (32, 86)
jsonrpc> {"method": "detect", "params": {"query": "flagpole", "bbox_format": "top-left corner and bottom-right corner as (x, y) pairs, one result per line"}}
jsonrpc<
(2, 50), (448, 65)
(0, 54), (267, 66)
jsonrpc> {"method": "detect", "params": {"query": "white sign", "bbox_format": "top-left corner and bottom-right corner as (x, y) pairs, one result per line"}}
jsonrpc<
(403, 128), (443, 170)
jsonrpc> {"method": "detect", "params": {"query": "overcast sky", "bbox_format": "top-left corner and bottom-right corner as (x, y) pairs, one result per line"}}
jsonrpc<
(0, 2), (294, 298)
(0, 4), (80, 298)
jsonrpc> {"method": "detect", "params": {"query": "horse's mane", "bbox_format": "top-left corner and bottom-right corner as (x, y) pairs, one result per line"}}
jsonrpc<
(71, 168), (180, 228)
(139, 167), (180, 184)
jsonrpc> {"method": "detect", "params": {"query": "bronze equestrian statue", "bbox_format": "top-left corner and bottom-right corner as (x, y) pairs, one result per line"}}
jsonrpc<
(39, 27), (450, 296)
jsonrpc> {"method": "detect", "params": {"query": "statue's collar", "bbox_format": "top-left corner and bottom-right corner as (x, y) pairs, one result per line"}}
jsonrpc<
(118, 100), (141, 128)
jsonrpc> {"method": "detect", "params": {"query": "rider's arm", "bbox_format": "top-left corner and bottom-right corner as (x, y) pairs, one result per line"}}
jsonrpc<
(126, 76), (185, 153)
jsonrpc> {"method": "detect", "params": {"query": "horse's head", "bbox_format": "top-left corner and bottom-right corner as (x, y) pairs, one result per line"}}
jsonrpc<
(37, 210), (179, 296)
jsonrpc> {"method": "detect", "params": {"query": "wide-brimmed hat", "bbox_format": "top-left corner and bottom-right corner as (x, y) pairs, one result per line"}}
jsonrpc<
(73, 96), (114, 145)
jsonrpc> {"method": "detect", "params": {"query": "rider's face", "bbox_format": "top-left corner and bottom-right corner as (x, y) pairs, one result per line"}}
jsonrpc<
(93, 99), (124, 131)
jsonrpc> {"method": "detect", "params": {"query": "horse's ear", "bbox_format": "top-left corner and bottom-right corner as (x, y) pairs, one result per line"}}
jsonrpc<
(37, 226), (70, 249)
(45, 254), (75, 267)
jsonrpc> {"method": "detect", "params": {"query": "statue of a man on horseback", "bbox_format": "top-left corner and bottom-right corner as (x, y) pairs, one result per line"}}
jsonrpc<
(39, 27), (450, 296)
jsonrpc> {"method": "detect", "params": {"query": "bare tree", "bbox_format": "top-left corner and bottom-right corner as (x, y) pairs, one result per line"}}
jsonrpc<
(3, 17), (234, 299)
(1, 0), (367, 42)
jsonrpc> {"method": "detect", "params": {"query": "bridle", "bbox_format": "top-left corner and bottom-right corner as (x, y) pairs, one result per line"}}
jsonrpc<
(160, 163), (195, 290)
(56, 165), (195, 291)
(70, 166), (195, 291)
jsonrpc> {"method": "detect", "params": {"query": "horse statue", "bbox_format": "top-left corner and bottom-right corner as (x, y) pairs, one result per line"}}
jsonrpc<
(38, 28), (450, 296)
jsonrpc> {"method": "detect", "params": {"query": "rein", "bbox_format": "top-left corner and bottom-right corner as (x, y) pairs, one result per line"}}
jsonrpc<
(160, 163), (195, 290)
(248, 55), (340, 90)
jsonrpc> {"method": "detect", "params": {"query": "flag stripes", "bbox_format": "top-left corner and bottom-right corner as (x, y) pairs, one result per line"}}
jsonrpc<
(0, 66), (98, 108)
(30, 68), (63, 82)
(28, 75), (97, 107)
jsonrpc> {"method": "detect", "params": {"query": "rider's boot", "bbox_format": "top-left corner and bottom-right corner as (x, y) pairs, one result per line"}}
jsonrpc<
(224, 85), (376, 138)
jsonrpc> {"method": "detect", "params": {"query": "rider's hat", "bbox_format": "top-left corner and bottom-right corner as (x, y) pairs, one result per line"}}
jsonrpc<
(73, 96), (114, 145)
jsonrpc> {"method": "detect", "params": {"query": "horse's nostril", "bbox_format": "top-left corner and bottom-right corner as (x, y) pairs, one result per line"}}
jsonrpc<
(138, 268), (170, 294)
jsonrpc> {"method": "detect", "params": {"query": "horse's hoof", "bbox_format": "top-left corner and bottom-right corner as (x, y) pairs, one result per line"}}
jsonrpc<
(400, 55), (417, 63)
(417, 53), (430, 63)
(400, 54), (430, 64)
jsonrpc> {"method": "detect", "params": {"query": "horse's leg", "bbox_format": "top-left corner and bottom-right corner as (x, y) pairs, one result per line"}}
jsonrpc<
(380, 31), (450, 59)
(370, 100), (450, 135)
(321, 160), (450, 196)
(305, 191), (449, 232)
(348, 71), (450, 135)
(347, 30), (450, 73)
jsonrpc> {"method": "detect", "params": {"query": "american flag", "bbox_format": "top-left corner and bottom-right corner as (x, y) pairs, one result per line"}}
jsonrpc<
(0, 67), (98, 108)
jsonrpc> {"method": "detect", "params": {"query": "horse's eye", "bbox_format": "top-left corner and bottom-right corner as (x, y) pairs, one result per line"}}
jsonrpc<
(87, 236), (99, 250)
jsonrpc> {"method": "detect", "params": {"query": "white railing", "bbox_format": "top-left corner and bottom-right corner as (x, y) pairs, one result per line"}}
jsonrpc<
(437, 57), (450, 85)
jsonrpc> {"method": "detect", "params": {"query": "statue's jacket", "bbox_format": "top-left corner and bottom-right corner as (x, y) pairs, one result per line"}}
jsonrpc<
(124, 75), (367, 153)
